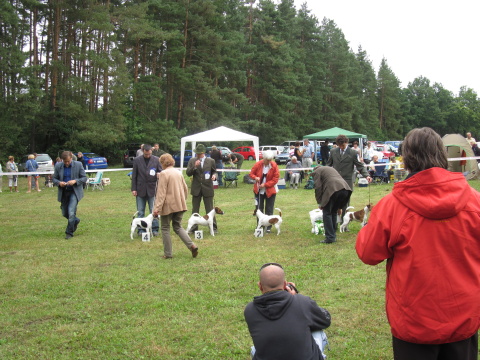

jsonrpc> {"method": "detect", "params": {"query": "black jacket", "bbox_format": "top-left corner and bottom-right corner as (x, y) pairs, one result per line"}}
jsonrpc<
(244, 290), (330, 360)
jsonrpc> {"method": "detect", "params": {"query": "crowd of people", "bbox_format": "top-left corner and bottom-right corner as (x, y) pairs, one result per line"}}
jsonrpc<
(3, 128), (480, 359)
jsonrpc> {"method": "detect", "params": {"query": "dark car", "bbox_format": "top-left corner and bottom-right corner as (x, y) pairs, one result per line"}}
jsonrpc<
(82, 153), (108, 170)
(173, 150), (193, 167)
(123, 143), (141, 168)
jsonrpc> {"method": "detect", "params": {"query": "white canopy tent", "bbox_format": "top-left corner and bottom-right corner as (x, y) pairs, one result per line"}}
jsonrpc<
(180, 126), (259, 170)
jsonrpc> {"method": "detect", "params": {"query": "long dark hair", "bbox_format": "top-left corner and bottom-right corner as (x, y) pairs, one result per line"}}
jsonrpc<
(402, 127), (448, 172)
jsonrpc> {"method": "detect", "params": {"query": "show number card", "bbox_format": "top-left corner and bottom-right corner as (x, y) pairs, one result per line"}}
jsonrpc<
(142, 232), (151, 242)
(195, 230), (203, 240)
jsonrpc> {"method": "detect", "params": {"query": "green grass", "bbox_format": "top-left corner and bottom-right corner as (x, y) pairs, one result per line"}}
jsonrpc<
(1, 165), (480, 359)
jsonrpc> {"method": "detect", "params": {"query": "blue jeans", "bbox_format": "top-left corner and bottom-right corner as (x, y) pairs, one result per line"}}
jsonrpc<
(136, 196), (159, 233)
(216, 161), (223, 186)
(251, 330), (329, 359)
(61, 190), (79, 236)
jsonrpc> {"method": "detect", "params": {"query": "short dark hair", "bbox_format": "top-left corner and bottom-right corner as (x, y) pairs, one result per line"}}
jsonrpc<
(61, 151), (72, 160)
(143, 144), (152, 152)
(402, 127), (448, 172)
(336, 135), (349, 145)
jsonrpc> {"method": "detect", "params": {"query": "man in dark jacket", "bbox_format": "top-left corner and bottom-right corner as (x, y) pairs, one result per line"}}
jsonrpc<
(244, 263), (331, 360)
(313, 166), (352, 244)
(186, 144), (218, 233)
(53, 151), (88, 239)
(131, 144), (162, 236)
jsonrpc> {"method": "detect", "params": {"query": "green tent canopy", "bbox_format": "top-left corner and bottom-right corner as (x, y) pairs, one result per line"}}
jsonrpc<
(303, 127), (367, 141)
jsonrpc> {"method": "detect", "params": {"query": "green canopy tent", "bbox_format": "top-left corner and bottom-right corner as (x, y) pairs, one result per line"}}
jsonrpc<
(303, 127), (368, 162)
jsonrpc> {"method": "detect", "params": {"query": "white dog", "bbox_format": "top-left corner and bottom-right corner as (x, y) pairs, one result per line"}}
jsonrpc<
(309, 209), (325, 235)
(186, 207), (224, 236)
(130, 212), (155, 240)
(339, 204), (372, 233)
(255, 208), (283, 236)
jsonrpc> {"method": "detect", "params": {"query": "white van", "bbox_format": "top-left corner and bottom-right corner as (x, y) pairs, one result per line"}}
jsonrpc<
(259, 145), (285, 158)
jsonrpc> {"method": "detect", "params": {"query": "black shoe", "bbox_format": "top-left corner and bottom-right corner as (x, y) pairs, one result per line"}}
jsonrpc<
(266, 229), (271, 233)
(320, 239), (335, 244)
(65, 234), (73, 240)
(74, 219), (80, 232)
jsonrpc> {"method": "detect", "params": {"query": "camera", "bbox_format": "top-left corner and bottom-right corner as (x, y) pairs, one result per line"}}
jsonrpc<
(286, 283), (299, 294)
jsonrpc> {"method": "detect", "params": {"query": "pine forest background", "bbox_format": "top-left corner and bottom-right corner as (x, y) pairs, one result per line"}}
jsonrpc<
(1, 0), (480, 162)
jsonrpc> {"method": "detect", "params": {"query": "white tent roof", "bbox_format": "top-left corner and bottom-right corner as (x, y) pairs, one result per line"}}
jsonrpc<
(180, 126), (259, 170)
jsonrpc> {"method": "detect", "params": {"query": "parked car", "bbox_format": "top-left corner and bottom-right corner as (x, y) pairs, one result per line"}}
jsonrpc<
(259, 145), (285, 158)
(206, 146), (232, 162)
(384, 140), (402, 148)
(232, 146), (256, 161)
(374, 144), (395, 159)
(275, 147), (291, 164)
(82, 153), (108, 170)
(173, 150), (193, 167)
(123, 143), (141, 168)
(18, 154), (55, 173)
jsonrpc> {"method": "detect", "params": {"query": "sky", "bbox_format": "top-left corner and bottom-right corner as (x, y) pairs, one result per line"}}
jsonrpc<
(293, 0), (480, 96)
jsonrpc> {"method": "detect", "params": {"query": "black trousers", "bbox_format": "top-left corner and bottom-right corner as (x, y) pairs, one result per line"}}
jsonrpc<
(392, 333), (478, 360)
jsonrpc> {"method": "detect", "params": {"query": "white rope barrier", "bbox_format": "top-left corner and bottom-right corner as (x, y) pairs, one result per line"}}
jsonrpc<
(1, 156), (479, 177)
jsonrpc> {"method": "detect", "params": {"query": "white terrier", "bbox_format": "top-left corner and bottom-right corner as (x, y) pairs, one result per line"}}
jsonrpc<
(339, 204), (372, 233)
(186, 207), (224, 236)
(255, 208), (283, 236)
(130, 212), (155, 240)
(309, 209), (325, 235)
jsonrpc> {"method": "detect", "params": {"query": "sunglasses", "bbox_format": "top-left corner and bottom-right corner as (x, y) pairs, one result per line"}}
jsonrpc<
(259, 263), (283, 271)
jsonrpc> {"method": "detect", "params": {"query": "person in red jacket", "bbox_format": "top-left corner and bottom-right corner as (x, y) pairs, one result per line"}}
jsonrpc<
(356, 127), (480, 360)
(249, 151), (280, 233)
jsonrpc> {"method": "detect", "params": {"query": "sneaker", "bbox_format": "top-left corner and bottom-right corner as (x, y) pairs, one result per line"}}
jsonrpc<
(320, 239), (335, 244)
(266, 229), (271, 234)
(65, 234), (73, 240)
(153, 231), (159, 237)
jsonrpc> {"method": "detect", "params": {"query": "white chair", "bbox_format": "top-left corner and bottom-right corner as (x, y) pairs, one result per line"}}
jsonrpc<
(88, 171), (104, 191)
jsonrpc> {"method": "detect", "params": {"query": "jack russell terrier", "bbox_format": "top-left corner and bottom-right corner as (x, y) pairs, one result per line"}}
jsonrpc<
(255, 208), (283, 236)
(130, 212), (155, 240)
(339, 204), (372, 233)
(186, 207), (224, 236)
(309, 209), (324, 234)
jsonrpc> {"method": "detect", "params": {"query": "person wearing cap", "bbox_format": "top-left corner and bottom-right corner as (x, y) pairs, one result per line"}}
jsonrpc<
(186, 144), (218, 233)
(249, 151), (279, 233)
(244, 263), (331, 360)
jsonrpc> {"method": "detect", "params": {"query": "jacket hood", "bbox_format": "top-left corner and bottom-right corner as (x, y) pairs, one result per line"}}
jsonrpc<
(392, 168), (470, 219)
(252, 290), (293, 320)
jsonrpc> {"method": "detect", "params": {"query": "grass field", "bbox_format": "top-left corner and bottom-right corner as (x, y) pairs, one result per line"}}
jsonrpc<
(2, 164), (479, 359)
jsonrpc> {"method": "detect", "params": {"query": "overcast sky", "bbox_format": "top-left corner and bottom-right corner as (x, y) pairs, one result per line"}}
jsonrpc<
(293, 0), (480, 96)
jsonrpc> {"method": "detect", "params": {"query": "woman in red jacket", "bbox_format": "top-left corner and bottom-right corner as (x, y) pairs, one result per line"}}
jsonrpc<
(356, 127), (480, 360)
(249, 151), (280, 233)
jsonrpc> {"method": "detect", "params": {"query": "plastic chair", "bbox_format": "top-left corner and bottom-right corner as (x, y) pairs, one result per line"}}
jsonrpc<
(89, 171), (104, 190)
(223, 167), (238, 188)
(372, 165), (388, 184)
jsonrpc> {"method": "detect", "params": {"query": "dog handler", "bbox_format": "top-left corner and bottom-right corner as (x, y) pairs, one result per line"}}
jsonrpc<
(53, 151), (88, 239)
(312, 166), (351, 244)
(249, 151), (279, 233)
(186, 144), (218, 234)
(153, 154), (198, 259)
(356, 127), (480, 359)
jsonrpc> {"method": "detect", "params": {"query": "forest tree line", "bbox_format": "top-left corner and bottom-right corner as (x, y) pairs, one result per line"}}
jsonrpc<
(1, 0), (479, 162)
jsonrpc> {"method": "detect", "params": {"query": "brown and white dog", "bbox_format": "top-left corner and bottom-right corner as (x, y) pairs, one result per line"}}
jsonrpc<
(339, 204), (373, 233)
(255, 208), (283, 236)
(186, 207), (224, 236)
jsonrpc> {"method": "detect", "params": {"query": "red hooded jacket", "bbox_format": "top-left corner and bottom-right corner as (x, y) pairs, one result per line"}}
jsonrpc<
(356, 167), (480, 344)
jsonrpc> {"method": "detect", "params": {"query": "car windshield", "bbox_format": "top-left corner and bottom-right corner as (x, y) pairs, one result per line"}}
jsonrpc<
(36, 155), (52, 162)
